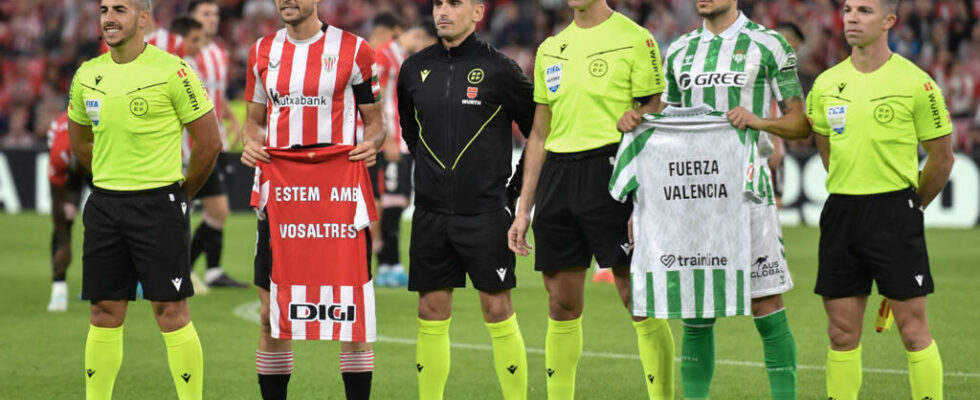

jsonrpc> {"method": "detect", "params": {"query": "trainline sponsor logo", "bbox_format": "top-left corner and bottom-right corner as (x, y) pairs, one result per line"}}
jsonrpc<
(660, 253), (729, 268)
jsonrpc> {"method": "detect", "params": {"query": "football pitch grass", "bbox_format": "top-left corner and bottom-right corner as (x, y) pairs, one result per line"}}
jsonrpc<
(2, 212), (978, 399)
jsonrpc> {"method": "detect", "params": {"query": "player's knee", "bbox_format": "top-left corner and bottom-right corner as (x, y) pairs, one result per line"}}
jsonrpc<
(90, 302), (125, 327)
(897, 320), (932, 351)
(259, 303), (274, 335)
(751, 294), (784, 317)
(418, 297), (452, 321)
(480, 298), (514, 323)
(341, 341), (372, 352)
(826, 322), (860, 349)
(548, 296), (583, 320)
(151, 301), (190, 331)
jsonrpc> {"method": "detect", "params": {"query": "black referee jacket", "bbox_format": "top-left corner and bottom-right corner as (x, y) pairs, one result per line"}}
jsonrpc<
(397, 33), (533, 215)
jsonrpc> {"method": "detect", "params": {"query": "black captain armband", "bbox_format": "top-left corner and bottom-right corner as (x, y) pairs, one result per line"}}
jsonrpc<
(353, 81), (377, 104)
(635, 95), (654, 106)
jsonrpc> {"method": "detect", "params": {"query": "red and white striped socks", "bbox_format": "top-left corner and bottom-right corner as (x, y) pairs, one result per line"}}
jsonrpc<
(256, 350), (294, 375)
(339, 350), (374, 373)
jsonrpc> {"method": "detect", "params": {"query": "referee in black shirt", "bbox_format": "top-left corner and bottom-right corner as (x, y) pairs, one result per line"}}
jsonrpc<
(396, 0), (534, 397)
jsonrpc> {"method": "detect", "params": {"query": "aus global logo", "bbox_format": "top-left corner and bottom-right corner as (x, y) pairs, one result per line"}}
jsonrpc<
(750, 255), (784, 280)
(289, 302), (357, 322)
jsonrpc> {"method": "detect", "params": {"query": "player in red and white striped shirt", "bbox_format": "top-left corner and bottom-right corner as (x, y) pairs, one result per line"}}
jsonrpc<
(185, 0), (248, 288)
(372, 19), (438, 288)
(239, 0), (386, 398)
(46, 112), (88, 312)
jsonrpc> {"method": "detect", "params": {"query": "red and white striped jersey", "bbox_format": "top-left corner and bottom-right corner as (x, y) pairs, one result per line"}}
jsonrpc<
(47, 113), (72, 186)
(196, 42), (229, 123)
(376, 39), (409, 154)
(246, 25), (380, 148)
(250, 145), (378, 342)
(99, 27), (184, 57)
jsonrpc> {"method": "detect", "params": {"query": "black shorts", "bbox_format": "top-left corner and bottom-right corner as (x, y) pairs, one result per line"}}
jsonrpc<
(196, 154), (228, 198)
(816, 188), (932, 299)
(253, 215), (372, 290)
(408, 208), (516, 292)
(82, 183), (193, 301)
(532, 144), (632, 271)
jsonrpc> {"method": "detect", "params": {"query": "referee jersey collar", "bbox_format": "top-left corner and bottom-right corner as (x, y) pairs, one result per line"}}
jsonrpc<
(437, 32), (480, 60)
(701, 12), (748, 41)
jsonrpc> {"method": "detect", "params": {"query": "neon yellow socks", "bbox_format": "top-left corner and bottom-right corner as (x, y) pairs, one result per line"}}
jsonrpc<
(827, 344), (862, 400)
(681, 318), (715, 399)
(417, 317), (451, 399)
(162, 321), (204, 400)
(633, 318), (674, 400)
(486, 314), (527, 400)
(545, 316), (582, 400)
(754, 309), (797, 400)
(85, 325), (124, 400)
(908, 341), (943, 400)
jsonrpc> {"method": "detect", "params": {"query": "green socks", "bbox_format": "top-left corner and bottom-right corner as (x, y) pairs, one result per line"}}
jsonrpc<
(162, 321), (204, 400)
(417, 317), (451, 400)
(634, 318), (675, 400)
(908, 341), (943, 400)
(486, 314), (527, 400)
(545, 316), (582, 400)
(827, 344), (862, 400)
(681, 318), (715, 399)
(754, 309), (797, 399)
(85, 325), (124, 400)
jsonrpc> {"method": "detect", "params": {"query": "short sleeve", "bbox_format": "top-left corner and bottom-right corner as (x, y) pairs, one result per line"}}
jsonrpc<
(352, 39), (380, 102)
(245, 40), (267, 105)
(766, 34), (803, 102)
(67, 71), (91, 126)
(662, 49), (682, 105)
(609, 131), (642, 202)
(913, 78), (954, 141)
(532, 39), (551, 105)
(630, 32), (666, 98)
(806, 85), (830, 136)
(168, 59), (214, 124)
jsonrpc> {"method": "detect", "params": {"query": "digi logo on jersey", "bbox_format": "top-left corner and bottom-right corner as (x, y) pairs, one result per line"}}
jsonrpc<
(268, 89), (330, 107)
(678, 72), (747, 90)
(289, 302), (357, 322)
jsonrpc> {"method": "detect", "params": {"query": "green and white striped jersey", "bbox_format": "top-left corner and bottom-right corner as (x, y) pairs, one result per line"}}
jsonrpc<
(610, 105), (752, 319)
(661, 13), (801, 205)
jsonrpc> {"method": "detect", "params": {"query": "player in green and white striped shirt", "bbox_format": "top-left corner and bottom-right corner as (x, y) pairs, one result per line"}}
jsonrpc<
(617, 1), (811, 399)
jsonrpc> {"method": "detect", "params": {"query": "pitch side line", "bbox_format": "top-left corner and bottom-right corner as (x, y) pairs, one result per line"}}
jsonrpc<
(233, 301), (979, 379)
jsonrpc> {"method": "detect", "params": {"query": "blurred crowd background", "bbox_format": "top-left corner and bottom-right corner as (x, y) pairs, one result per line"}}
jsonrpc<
(2, 0), (979, 153)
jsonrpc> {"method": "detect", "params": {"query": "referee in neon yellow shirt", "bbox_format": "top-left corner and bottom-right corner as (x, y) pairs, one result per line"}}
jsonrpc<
(507, 0), (674, 397)
(806, 1), (954, 399)
(67, 1), (221, 399)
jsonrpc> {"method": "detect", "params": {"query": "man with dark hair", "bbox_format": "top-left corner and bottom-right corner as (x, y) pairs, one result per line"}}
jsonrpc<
(372, 17), (438, 288)
(240, 0), (386, 398)
(808, 1), (952, 399)
(69, 0), (221, 398)
(397, 0), (534, 397)
(186, 0), (247, 288)
(169, 16), (204, 58)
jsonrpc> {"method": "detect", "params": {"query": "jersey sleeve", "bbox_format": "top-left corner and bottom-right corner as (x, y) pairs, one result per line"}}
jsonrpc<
(354, 162), (378, 230)
(67, 70), (91, 126)
(609, 131), (642, 202)
(501, 56), (535, 138)
(532, 39), (551, 105)
(630, 32), (666, 98)
(765, 34), (803, 102)
(250, 163), (269, 211)
(396, 61), (418, 153)
(167, 59), (214, 125)
(805, 83), (830, 136)
(246, 40), (267, 105)
(351, 39), (381, 104)
(47, 118), (70, 186)
(914, 78), (954, 141)
(662, 45), (682, 106)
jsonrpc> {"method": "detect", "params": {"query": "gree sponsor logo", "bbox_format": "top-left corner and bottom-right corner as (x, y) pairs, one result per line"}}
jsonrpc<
(678, 72), (747, 90)
(269, 89), (330, 107)
(289, 303), (357, 322)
